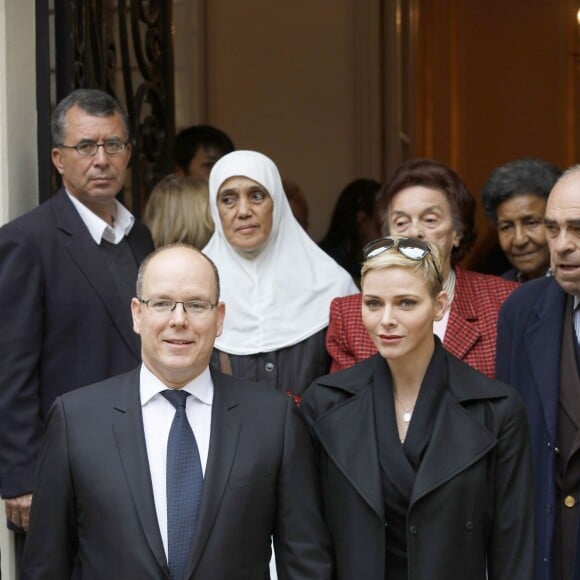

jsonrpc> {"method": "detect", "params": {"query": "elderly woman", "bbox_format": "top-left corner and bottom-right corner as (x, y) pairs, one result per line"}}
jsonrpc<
(327, 158), (517, 378)
(302, 236), (534, 579)
(204, 150), (357, 395)
(481, 157), (561, 282)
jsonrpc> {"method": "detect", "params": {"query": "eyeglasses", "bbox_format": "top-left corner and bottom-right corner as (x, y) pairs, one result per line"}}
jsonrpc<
(138, 298), (217, 317)
(363, 236), (433, 261)
(58, 139), (129, 157)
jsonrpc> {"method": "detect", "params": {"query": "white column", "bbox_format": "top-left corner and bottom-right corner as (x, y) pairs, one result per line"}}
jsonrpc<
(0, 1), (38, 578)
(0, 0), (39, 226)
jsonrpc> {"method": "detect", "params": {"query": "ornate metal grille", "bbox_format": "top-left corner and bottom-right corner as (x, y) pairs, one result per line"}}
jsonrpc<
(37, 0), (175, 216)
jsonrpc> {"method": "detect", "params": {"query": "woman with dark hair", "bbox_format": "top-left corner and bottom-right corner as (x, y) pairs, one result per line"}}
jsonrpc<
(319, 178), (382, 282)
(481, 158), (561, 282)
(327, 158), (517, 378)
(302, 236), (534, 579)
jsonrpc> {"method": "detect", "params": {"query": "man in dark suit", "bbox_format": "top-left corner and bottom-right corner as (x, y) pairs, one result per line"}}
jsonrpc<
(0, 89), (154, 546)
(496, 165), (580, 580)
(21, 245), (332, 579)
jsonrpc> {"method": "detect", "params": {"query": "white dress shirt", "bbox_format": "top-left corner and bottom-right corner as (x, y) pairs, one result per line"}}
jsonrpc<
(66, 190), (135, 244)
(139, 364), (213, 559)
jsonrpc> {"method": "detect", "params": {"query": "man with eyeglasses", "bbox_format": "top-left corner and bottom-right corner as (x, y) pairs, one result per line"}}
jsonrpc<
(0, 88), (154, 564)
(21, 244), (332, 579)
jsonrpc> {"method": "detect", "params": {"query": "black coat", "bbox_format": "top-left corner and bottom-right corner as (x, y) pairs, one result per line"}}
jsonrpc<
(301, 349), (534, 580)
(496, 276), (577, 579)
(0, 189), (154, 498)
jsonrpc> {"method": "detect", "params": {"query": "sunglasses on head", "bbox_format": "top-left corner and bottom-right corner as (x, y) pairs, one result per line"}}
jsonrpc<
(363, 236), (432, 261)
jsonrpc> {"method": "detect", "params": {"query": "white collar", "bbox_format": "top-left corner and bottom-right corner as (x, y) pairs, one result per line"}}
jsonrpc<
(66, 190), (135, 244)
(139, 363), (213, 407)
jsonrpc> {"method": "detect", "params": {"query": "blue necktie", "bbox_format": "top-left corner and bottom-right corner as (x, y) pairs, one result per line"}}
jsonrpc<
(162, 389), (203, 580)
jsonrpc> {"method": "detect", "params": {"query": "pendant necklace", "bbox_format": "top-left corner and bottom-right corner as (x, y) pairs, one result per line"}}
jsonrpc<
(395, 396), (415, 423)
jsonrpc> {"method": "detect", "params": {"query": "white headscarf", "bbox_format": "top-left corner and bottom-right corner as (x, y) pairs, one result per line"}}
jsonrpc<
(203, 150), (357, 355)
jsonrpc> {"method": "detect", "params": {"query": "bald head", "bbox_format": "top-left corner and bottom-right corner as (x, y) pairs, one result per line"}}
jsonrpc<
(131, 245), (225, 388)
(136, 244), (220, 303)
(544, 169), (580, 296)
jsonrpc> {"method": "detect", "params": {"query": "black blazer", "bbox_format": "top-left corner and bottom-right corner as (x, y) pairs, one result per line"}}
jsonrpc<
(0, 189), (154, 498)
(21, 367), (333, 579)
(301, 349), (534, 580)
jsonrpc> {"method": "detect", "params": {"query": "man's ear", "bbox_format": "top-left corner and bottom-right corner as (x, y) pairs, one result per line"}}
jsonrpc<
(216, 302), (226, 337)
(125, 142), (133, 165)
(51, 148), (65, 175)
(131, 297), (142, 335)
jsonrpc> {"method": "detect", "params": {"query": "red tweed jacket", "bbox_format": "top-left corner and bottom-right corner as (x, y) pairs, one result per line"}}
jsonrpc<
(326, 266), (518, 378)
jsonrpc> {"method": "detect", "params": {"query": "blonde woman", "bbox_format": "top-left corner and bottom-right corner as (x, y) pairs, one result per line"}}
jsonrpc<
(302, 235), (533, 579)
(144, 174), (214, 248)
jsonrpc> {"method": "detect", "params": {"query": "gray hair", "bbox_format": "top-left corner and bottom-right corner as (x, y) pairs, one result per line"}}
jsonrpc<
(51, 88), (130, 145)
(481, 158), (561, 221)
(557, 163), (580, 183)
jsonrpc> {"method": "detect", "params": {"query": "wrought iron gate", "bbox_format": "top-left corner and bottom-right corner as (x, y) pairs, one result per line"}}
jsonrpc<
(36, 0), (175, 216)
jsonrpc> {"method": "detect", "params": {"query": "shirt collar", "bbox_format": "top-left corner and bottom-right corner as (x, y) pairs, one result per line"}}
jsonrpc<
(139, 363), (214, 407)
(66, 190), (135, 244)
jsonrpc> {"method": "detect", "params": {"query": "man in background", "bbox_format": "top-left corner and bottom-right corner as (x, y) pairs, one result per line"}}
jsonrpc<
(174, 124), (234, 182)
(0, 88), (154, 560)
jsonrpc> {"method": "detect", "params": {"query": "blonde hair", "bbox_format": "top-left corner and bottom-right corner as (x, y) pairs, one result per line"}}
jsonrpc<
(361, 236), (443, 299)
(144, 174), (214, 249)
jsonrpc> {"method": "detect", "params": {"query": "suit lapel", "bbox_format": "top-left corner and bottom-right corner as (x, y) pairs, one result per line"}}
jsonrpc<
(310, 362), (383, 519)
(111, 369), (168, 572)
(445, 271), (480, 360)
(186, 371), (241, 576)
(52, 190), (139, 357)
(524, 279), (566, 439)
(410, 388), (496, 506)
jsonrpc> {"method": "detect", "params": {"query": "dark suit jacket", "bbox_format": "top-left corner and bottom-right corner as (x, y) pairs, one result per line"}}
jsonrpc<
(326, 266), (517, 378)
(302, 350), (534, 580)
(0, 189), (154, 498)
(501, 267), (519, 282)
(496, 276), (577, 580)
(21, 367), (333, 580)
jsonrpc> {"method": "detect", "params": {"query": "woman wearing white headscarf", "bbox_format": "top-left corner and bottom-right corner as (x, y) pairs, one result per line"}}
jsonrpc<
(204, 150), (357, 396)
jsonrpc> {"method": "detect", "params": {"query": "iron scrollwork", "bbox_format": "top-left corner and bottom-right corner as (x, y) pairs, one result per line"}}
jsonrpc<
(51, 0), (175, 216)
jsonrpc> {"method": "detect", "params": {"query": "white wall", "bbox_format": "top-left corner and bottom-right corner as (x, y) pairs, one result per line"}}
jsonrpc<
(0, 1), (38, 577)
(190, 0), (384, 241)
(0, 0), (38, 225)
